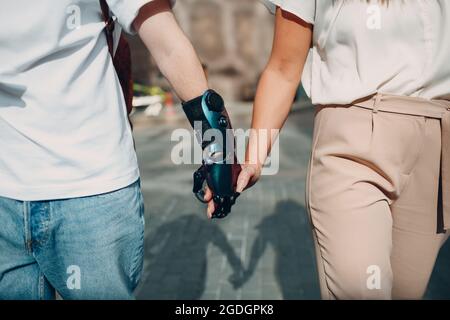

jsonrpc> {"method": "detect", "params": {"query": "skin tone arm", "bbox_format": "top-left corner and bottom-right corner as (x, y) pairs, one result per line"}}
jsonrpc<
(229, 8), (313, 200)
(133, 0), (208, 101)
(133, 3), (311, 217)
(134, 0), (215, 217)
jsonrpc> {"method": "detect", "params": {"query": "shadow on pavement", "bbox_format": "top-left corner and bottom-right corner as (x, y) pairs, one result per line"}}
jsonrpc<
(136, 214), (244, 300)
(425, 239), (450, 299)
(233, 200), (321, 299)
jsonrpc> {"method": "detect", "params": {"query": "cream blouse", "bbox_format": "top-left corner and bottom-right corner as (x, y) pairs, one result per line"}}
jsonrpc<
(262, 0), (450, 105)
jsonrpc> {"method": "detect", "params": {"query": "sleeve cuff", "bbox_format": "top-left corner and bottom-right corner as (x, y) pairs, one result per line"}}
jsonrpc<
(107, 0), (176, 35)
(260, 0), (315, 25)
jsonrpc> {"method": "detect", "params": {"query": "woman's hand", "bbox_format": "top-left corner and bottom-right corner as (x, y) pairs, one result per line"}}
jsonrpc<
(236, 162), (263, 193)
(203, 7), (312, 219)
(203, 162), (262, 219)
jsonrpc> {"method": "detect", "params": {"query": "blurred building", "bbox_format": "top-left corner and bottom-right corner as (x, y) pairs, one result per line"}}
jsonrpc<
(127, 0), (274, 101)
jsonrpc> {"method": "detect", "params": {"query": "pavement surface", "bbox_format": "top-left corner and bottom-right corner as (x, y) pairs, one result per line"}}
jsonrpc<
(131, 101), (450, 300)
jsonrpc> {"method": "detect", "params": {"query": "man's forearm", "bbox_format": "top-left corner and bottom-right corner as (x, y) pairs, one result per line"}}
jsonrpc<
(134, 0), (208, 101)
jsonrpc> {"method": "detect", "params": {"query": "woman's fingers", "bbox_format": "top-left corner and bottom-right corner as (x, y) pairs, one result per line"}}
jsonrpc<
(206, 200), (216, 219)
(205, 164), (261, 218)
(236, 165), (256, 193)
(205, 187), (215, 218)
(203, 186), (213, 202)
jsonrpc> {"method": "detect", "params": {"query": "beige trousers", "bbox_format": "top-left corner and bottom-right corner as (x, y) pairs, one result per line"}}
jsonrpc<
(306, 94), (450, 300)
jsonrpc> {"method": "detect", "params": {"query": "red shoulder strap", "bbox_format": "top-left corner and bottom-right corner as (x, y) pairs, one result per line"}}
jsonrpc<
(99, 0), (115, 56)
(99, 0), (134, 118)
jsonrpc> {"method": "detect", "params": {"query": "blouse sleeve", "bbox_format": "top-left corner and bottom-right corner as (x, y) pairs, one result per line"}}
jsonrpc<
(261, 0), (316, 25)
(106, 0), (176, 34)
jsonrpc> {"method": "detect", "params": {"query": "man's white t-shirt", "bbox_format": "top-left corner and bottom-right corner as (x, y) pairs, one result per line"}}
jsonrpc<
(0, 0), (160, 201)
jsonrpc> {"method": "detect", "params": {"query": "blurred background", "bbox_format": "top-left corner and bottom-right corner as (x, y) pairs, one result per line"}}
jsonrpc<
(129, 0), (275, 102)
(126, 0), (450, 300)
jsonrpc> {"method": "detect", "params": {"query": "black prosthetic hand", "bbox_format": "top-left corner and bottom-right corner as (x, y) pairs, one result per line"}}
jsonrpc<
(182, 90), (241, 219)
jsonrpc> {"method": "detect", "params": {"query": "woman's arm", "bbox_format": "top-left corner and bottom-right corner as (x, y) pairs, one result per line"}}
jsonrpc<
(133, 0), (208, 101)
(235, 7), (313, 193)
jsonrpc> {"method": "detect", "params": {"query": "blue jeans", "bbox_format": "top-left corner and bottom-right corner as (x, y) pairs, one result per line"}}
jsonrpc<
(0, 179), (145, 300)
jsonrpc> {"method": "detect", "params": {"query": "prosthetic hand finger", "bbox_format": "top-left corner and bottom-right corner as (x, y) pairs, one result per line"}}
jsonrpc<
(193, 166), (208, 203)
(182, 90), (241, 219)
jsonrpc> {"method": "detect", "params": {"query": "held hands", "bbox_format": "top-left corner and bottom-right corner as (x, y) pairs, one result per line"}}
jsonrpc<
(204, 162), (262, 219)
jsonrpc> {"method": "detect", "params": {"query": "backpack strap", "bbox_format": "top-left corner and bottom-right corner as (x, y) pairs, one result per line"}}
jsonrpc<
(98, 0), (134, 119)
(99, 0), (115, 56)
